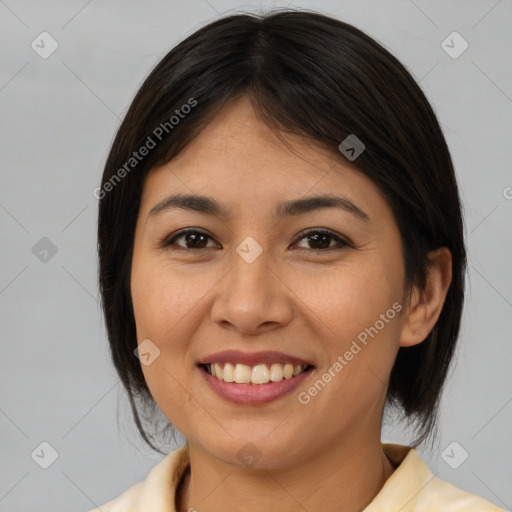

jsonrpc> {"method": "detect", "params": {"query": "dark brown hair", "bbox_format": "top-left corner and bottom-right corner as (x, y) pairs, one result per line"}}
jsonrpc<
(98, 8), (467, 454)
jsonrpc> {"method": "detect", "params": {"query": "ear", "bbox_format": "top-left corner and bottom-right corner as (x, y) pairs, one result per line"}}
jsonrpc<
(399, 247), (453, 348)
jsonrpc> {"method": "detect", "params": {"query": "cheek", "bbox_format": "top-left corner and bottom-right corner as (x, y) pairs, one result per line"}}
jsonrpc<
(293, 260), (402, 398)
(294, 258), (401, 339)
(131, 260), (200, 429)
(131, 259), (198, 341)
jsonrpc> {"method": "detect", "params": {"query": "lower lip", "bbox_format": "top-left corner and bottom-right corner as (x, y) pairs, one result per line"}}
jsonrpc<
(199, 365), (314, 405)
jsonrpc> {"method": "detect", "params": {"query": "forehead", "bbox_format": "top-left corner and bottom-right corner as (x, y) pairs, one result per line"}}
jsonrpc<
(139, 96), (386, 222)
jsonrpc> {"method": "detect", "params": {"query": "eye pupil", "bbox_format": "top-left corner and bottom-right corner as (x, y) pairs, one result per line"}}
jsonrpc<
(308, 233), (331, 249)
(185, 232), (208, 249)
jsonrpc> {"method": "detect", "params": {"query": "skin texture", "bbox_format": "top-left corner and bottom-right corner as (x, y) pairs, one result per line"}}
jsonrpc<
(130, 95), (452, 512)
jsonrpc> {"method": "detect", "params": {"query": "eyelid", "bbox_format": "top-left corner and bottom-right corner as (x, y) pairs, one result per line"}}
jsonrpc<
(160, 227), (218, 250)
(291, 227), (353, 250)
(160, 227), (353, 251)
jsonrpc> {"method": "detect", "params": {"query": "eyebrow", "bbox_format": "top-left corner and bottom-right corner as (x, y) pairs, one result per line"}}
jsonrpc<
(148, 193), (370, 222)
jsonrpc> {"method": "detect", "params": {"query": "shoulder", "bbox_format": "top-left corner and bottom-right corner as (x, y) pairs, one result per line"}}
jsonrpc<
(83, 444), (190, 512)
(417, 473), (507, 511)
(364, 444), (507, 511)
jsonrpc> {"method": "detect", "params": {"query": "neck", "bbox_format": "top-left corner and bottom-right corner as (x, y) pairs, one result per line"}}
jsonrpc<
(175, 436), (395, 512)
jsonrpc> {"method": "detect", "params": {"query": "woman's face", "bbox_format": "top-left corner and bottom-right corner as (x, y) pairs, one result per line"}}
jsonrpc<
(131, 96), (409, 468)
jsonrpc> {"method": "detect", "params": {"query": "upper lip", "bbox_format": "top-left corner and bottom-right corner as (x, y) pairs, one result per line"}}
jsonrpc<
(197, 350), (315, 368)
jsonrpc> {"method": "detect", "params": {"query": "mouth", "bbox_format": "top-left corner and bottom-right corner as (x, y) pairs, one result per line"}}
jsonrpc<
(196, 350), (316, 404)
(199, 362), (315, 384)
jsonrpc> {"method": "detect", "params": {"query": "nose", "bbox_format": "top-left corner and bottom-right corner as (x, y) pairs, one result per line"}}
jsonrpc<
(210, 243), (294, 335)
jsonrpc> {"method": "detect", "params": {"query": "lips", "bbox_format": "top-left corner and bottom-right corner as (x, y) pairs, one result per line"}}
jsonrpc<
(199, 361), (315, 405)
(196, 350), (316, 403)
(197, 349), (315, 368)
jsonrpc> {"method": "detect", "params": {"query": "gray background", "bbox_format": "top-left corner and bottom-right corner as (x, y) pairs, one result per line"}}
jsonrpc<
(0, 0), (511, 511)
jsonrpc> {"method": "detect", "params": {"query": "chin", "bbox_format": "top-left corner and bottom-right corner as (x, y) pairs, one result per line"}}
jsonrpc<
(199, 434), (305, 471)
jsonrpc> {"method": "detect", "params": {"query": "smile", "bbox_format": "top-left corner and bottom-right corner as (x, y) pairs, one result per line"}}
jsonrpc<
(197, 350), (316, 404)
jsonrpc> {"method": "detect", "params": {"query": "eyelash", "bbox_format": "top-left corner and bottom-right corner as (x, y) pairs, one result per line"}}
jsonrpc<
(160, 228), (353, 254)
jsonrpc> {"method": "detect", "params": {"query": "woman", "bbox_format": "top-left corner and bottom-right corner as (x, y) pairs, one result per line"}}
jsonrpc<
(91, 9), (505, 512)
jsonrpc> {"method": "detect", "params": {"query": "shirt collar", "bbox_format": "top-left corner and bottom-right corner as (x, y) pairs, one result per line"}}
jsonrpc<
(364, 443), (435, 511)
(133, 443), (430, 512)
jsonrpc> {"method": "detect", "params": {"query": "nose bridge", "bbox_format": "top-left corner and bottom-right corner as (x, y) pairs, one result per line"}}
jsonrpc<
(210, 234), (292, 332)
(229, 235), (274, 300)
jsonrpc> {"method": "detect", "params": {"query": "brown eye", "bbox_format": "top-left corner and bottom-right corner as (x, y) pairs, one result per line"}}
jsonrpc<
(162, 229), (218, 250)
(293, 229), (351, 252)
(161, 228), (351, 253)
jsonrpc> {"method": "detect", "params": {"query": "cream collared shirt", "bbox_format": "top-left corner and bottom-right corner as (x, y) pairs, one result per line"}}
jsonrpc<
(86, 443), (507, 511)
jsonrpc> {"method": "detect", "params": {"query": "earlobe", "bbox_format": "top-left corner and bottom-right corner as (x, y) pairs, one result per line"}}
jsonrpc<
(399, 247), (453, 348)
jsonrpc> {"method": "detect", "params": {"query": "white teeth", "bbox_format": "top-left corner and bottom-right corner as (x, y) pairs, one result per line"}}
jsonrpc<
(234, 363), (252, 384)
(223, 362), (235, 382)
(251, 364), (270, 384)
(283, 363), (294, 379)
(269, 363), (283, 382)
(213, 363), (223, 380)
(206, 362), (309, 384)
